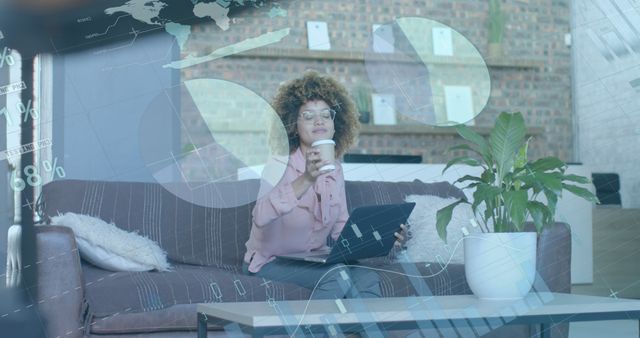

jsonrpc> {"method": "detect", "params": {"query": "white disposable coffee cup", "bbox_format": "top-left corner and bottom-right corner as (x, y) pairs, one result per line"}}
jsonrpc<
(312, 139), (336, 172)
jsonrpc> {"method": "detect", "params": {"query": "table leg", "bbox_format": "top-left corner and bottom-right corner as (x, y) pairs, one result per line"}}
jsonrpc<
(540, 323), (551, 338)
(197, 312), (207, 338)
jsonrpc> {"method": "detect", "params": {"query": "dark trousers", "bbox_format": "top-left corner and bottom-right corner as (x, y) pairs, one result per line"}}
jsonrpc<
(242, 259), (382, 299)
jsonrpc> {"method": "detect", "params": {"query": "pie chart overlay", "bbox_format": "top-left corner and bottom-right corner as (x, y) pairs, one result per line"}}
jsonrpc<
(365, 17), (491, 126)
(139, 79), (289, 208)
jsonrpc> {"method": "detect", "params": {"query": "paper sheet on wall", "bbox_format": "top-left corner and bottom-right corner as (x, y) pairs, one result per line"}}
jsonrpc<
(372, 24), (394, 53)
(372, 94), (397, 125)
(444, 85), (474, 125)
(432, 27), (453, 56)
(307, 21), (331, 50)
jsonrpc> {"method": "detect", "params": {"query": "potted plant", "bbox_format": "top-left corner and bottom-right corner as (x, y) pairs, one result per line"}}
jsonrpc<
(488, 0), (505, 58)
(436, 112), (598, 299)
(353, 85), (372, 124)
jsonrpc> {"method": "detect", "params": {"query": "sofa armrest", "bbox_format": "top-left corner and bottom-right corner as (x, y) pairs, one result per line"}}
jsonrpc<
(535, 222), (572, 293)
(36, 226), (87, 338)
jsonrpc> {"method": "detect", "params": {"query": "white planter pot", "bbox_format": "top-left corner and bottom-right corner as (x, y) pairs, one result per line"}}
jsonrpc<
(464, 232), (537, 300)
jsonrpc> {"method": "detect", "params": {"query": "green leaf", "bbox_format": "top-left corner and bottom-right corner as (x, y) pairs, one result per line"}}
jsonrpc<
(481, 169), (496, 185)
(436, 200), (466, 243)
(455, 124), (491, 163)
(447, 144), (481, 155)
(543, 188), (558, 218)
(442, 156), (482, 174)
(527, 201), (549, 233)
(516, 169), (559, 196)
(562, 174), (591, 184)
(537, 172), (564, 195)
(489, 112), (526, 181)
(182, 143), (196, 154)
(514, 137), (531, 169)
(472, 184), (502, 212)
(517, 181), (538, 193)
(529, 157), (566, 172)
(542, 204), (554, 224)
(461, 182), (481, 190)
(455, 175), (483, 184)
(504, 190), (528, 231)
(483, 202), (495, 227)
(562, 184), (600, 204)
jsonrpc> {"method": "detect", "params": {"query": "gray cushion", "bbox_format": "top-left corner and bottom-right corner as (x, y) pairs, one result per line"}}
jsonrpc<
(344, 179), (465, 212)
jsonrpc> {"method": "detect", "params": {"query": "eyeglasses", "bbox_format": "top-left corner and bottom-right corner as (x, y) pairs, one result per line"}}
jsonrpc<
(299, 108), (336, 122)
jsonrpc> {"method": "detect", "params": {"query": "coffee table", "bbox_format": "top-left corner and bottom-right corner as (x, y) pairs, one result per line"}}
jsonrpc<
(197, 292), (640, 337)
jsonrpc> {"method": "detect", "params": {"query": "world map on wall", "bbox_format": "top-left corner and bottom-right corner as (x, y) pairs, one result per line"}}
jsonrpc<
(102, 0), (281, 52)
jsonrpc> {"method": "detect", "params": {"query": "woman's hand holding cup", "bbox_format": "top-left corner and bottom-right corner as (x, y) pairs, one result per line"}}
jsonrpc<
(303, 140), (336, 182)
(312, 139), (336, 173)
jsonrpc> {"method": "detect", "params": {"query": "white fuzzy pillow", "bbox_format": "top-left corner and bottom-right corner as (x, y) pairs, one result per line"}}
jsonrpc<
(49, 212), (171, 272)
(399, 194), (480, 264)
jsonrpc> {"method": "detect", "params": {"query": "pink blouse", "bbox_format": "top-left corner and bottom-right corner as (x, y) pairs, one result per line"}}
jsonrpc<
(243, 147), (349, 273)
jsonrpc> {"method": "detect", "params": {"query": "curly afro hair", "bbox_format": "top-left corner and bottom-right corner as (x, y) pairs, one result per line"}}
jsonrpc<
(271, 71), (359, 157)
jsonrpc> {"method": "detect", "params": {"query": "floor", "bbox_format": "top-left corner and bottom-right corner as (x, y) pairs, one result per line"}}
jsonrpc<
(569, 207), (640, 338)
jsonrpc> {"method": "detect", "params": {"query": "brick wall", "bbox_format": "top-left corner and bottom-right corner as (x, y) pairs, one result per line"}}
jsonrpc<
(180, 0), (573, 164)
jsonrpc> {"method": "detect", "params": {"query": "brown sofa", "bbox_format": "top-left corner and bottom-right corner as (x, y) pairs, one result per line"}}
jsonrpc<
(33, 179), (571, 337)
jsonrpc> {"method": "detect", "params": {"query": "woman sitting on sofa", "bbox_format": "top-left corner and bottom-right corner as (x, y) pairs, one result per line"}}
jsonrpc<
(242, 71), (405, 299)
